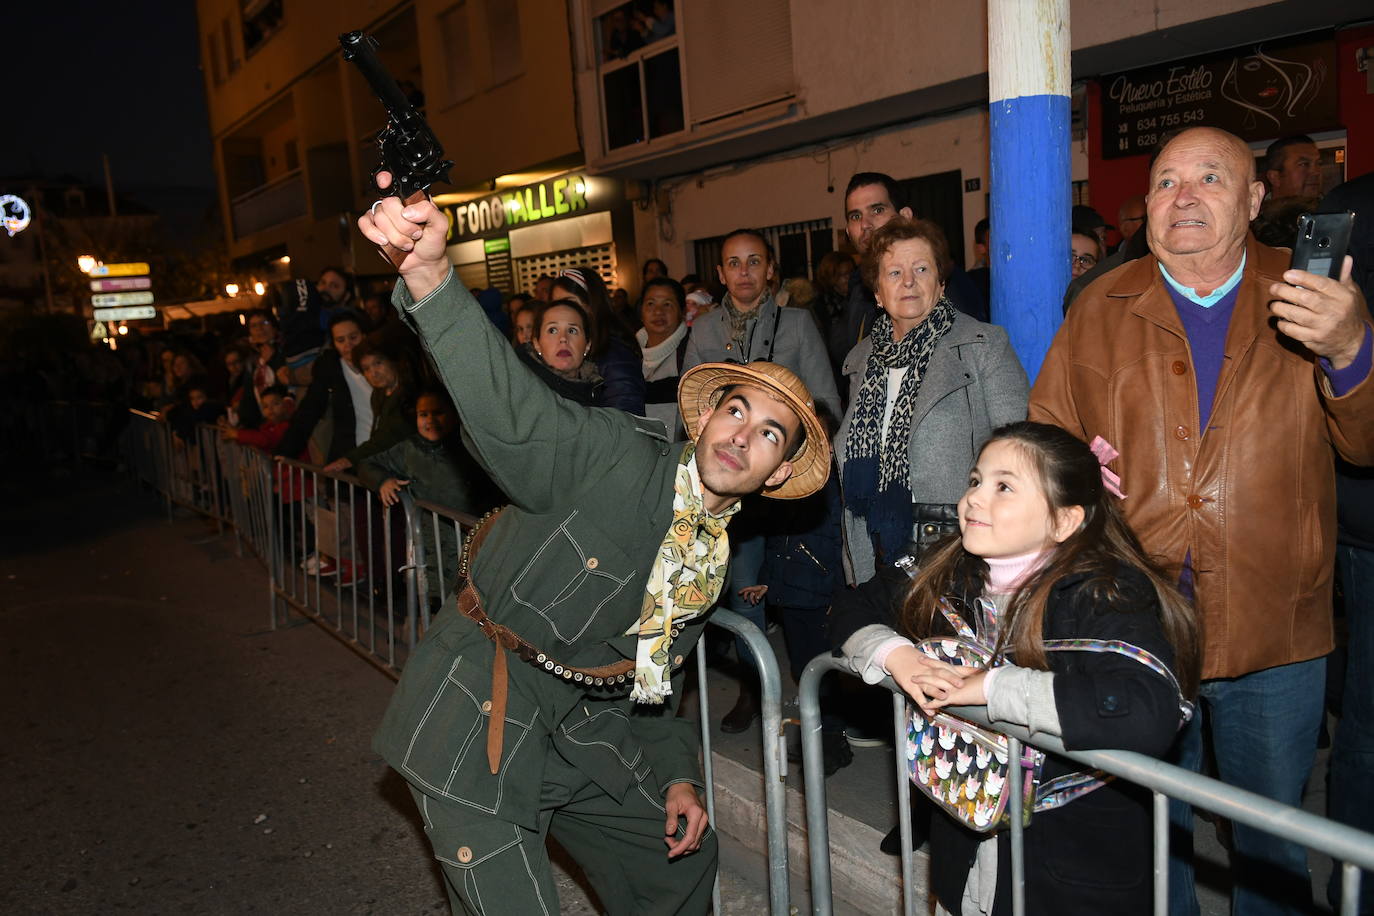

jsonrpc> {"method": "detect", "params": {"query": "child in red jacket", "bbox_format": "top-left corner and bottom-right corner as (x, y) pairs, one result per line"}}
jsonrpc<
(220, 385), (311, 502)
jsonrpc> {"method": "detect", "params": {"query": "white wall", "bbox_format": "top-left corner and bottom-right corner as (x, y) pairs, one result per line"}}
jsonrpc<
(787, 0), (1276, 121)
(637, 106), (1086, 277)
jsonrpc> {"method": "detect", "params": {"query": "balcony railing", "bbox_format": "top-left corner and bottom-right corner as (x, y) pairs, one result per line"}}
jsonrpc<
(231, 169), (305, 238)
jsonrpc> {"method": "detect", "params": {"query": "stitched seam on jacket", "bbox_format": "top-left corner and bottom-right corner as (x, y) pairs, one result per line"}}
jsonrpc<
(400, 658), (537, 814)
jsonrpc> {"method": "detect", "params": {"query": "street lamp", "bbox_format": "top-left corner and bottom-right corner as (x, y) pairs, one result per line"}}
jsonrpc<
(77, 254), (98, 274)
(225, 283), (240, 297)
(253, 281), (265, 295)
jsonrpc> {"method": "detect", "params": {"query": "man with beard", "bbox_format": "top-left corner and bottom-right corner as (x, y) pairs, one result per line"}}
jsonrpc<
(841, 172), (988, 349)
(359, 180), (830, 915)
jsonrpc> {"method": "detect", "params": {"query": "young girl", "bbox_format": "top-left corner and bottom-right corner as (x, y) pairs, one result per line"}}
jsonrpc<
(831, 421), (1199, 916)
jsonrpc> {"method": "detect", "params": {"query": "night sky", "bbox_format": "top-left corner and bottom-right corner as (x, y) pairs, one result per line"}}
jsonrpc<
(3, 2), (214, 196)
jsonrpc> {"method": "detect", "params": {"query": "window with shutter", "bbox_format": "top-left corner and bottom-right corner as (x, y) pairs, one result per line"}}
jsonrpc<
(679, 0), (793, 127)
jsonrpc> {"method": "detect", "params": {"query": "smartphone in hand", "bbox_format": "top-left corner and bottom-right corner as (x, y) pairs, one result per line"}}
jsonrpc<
(1290, 211), (1355, 280)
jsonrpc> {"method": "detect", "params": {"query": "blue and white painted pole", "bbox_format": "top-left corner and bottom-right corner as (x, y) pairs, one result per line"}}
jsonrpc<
(988, 0), (1071, 381)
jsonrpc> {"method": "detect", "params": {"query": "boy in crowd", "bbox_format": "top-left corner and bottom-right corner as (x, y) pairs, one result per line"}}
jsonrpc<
(220, 384), (295, 452)
(169, 382), (224, 445)
(357, 389), (500, 607)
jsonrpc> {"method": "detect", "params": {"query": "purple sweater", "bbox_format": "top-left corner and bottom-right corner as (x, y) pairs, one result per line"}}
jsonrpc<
(1165, 276), (1372, 597)
(1166, 283), (1373, 430)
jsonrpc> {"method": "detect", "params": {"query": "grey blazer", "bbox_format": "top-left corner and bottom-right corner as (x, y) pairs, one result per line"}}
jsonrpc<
(682, 295), (843, 430)
(834, 312), (1029, 584)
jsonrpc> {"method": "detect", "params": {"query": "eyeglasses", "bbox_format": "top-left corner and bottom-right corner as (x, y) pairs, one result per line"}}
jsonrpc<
(1071, 254), (1098, 269)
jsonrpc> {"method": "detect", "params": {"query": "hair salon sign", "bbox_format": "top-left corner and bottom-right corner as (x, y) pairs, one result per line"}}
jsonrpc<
(1099, 33), (1339, 159)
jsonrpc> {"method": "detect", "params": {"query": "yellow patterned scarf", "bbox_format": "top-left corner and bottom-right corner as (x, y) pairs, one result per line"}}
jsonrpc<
(627, 444), (738, 703)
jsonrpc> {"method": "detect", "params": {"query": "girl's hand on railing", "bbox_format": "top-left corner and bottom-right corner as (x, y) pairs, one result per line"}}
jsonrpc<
(378, 478), (410, 507)
(322, 458), (352, 473)
(886, 645), (967, 713)
(919, 669), (989, 713)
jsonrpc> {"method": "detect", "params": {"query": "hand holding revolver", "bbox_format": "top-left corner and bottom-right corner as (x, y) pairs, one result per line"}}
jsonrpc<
(358, 171), (451, 299)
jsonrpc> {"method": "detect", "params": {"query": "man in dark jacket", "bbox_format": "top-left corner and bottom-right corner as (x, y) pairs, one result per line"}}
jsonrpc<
(359, 184), (831, 916)
(1319, 169), (1374, 914)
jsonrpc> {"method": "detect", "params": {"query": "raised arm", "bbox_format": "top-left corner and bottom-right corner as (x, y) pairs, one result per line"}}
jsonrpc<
(359, 188), (634, 513)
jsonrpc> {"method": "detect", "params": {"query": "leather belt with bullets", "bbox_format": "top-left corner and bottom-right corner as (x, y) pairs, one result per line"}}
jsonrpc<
(456, 508), (653, 774)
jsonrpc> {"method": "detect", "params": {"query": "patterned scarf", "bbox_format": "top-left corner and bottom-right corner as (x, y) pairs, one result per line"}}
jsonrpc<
(627, 444), (738, 703)
(719, 292), (766, 354)
(842, 300), (956, 562)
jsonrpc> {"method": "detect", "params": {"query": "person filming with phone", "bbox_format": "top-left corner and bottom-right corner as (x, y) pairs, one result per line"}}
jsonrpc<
(1030, 126), (1374, 915)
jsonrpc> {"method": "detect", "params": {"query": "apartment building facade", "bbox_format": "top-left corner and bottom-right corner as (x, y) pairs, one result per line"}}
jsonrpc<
(568, 0), (1374, 289)
(197, 0), (644, 295)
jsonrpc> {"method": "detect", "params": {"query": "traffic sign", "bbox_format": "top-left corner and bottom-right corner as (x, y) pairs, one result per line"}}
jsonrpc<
(92, 291), (154, 307)
(94, 305), (157, 321)
(88, 262), (151, 278)
(91, 277), (151, 292)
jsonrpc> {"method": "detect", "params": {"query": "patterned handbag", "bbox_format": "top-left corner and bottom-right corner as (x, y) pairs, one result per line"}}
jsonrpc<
(904, 598), (1192, 833)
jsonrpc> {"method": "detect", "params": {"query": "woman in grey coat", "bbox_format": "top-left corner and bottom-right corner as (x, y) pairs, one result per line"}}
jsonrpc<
(835, 218), (1028, 587)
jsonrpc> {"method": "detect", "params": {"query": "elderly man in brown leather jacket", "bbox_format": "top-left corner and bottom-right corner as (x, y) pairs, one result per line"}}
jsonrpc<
(1031, 126), (1374, 916)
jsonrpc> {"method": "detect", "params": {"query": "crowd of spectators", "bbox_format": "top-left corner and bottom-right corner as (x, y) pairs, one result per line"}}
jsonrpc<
(19, 125), (1373, 914)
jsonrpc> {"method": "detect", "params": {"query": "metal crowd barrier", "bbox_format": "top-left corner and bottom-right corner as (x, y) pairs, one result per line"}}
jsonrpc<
(125, 410), (173, 518)
(797, 654), (1374, 916)
(123, 412), (231, 525)
(121, 408), (795, 914)
(268, 456), (426, 674)
(699, 609), (790, 916)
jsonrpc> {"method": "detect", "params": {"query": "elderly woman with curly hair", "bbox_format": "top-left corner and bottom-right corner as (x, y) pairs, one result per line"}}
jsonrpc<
(836, 218), (1029, 584)
(834, 215), (1029, 849)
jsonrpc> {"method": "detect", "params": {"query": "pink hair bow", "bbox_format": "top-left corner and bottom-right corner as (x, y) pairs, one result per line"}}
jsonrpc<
(1089, 436), (1127, 499)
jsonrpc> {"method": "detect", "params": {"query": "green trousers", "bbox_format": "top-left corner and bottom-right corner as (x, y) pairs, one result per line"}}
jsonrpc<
(407, 751), (717, 915)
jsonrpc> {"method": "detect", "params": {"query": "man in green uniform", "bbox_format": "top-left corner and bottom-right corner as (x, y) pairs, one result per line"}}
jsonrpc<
(359, 189), (830, 914)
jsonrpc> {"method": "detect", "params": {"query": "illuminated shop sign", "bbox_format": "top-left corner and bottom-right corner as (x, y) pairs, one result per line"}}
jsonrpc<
(1099, 33), (1338, 159)
(442, 175), (595, 243)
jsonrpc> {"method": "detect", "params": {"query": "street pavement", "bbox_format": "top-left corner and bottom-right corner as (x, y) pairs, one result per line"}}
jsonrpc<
(0, 470), (771, 914)
(0, 468), (1343, 914)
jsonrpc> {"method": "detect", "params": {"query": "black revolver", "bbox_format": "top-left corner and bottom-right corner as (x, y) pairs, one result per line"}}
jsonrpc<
(340, 30), (453, 265)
